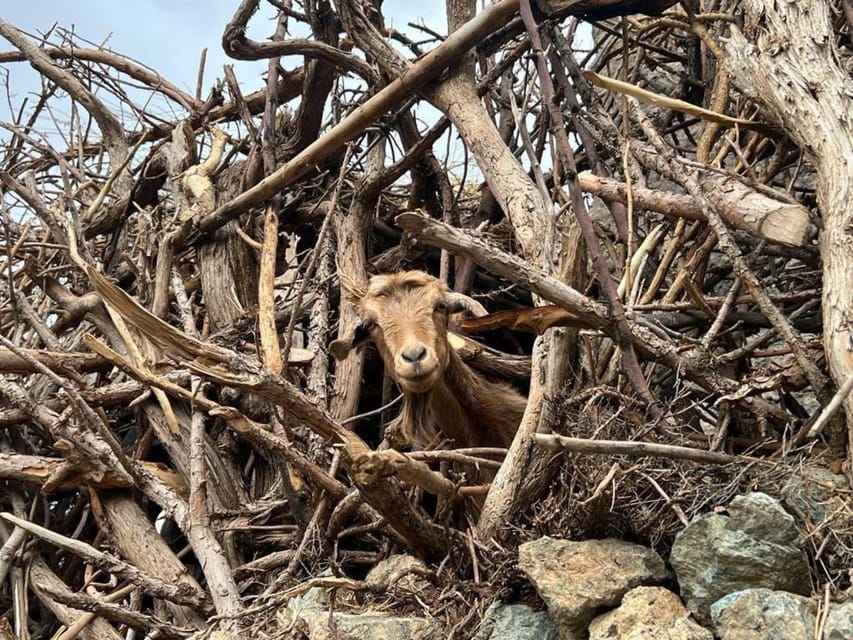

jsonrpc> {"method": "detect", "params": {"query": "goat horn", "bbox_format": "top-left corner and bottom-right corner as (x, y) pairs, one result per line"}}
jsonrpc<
(444, 291), (488, 317)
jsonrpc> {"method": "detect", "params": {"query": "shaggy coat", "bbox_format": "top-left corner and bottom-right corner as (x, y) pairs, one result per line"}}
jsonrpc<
(331, 271), (526, 450)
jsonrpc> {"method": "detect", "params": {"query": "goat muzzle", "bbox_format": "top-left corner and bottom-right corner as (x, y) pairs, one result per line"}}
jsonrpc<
(394, 345), (441, 393)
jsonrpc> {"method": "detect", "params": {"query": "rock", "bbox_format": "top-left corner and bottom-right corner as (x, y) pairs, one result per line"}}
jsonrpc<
(294, 585), (329, 608)
(294, 610), (440, 640)
(588, 196), (616, 231)
(473, 602), (559, 640)
(518, 537), (667, 640)
(725, 492), (801, 544)
(781, 467), (848, 526)
(285, 585), (440, 640)
(825, 599), (853, 640)
(588, 587), (712, 640)
(710, 588), (816, 640)
(669, 492), (809, 623)
(365, 554), (431, 592)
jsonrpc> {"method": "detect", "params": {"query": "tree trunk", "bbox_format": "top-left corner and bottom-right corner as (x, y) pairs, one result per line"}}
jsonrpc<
(724, 0), (853, 459)
(96, 492), (206, 629)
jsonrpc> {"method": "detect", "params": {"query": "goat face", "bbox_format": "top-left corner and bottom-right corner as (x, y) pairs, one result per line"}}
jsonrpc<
(331, 271), (487, 394)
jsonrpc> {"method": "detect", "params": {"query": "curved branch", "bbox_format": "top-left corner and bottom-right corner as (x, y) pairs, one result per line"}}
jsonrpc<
(0, 20), (128, 170)
(222, 0), (376, 80)
(0, 46), (200, 111)
(184, 0), (520, 243)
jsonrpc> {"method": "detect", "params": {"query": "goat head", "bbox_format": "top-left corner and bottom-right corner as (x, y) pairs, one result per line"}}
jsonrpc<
(330, 271), (487, 393)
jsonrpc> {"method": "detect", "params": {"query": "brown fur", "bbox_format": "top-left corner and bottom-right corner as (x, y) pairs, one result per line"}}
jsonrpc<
(333, 271), (526, 450)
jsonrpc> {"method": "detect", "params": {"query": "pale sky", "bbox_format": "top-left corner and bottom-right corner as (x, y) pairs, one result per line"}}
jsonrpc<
(0, 1), (444, 124)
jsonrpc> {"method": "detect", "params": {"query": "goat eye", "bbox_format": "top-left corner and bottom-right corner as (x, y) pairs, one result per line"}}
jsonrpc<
(433, 302), (448, 314)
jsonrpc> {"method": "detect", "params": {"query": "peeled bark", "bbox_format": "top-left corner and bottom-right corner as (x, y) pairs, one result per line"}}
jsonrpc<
(330, 143), (383, 421)
(425, 74), (549, 259)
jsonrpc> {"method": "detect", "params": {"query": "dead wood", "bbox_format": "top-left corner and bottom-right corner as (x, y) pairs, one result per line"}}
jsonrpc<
(723, 0), (853, 461)
(2, 1), (852, 635)
(1, 513), (210, 612)
(0, 348), (108, 375)
(32, 583), (191, 639)
(577, 170), (810, 246)
(534, 434), (740, 465)
(28, 555), (124, 640)
(0, 453), (185, 492)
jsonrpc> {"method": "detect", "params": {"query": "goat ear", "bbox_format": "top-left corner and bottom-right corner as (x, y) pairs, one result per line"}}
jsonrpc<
(329, 321), (372, 360)
(444, 291), (488, 318)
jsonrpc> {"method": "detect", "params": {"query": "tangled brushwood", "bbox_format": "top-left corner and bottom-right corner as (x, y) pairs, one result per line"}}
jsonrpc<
(1, 0), (853, 637)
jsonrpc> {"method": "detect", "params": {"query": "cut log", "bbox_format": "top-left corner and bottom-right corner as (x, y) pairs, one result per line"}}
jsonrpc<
(577, 171), (810, 247)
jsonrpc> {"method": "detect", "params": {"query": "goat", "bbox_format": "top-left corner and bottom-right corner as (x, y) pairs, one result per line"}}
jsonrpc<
(331, 271), (526, 451)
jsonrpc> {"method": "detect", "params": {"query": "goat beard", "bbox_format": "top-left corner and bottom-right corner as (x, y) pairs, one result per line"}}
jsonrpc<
(385, 392), (439, 450)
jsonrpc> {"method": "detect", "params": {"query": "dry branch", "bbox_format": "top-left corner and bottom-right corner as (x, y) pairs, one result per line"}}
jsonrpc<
(28, 556), (124, 640)
(534, 434), (740, 465)
(35, 583), (192, 640)
(0, 348), (108, 375)
(0, 20), (128, 172)
(397, 210), (792, 423)
(1, 513), (211, 611)
(0, 46), (200, 110)
(2, 1), (850, 634)
(0, 453), (184, 492)
(724, 0), (853, 460)
(187, 0), (521, 241)
(577, 170), (809, 246)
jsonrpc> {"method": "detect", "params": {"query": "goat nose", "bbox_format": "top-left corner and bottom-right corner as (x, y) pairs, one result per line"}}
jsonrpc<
(401, 345), (427, 364)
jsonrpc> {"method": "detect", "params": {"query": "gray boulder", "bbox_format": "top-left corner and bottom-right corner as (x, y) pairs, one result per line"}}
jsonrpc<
(669, 492), (810, 623)
(365, 554), (432, 592)
(588, 586), (712, 640)
(518, 537), (667, 640)
(825, 599), (853, 640)
(710, 588), (816, 640)
(781, 466), (848, 525)
(473, 602), (559, 640)
(294, 610), (440, 640)
(285, 586), (440, 640)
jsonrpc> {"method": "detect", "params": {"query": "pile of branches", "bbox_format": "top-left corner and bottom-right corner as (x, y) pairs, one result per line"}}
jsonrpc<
(2, 0), (853, 637)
